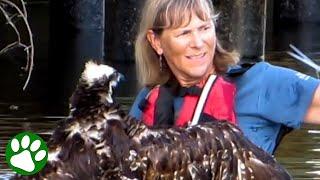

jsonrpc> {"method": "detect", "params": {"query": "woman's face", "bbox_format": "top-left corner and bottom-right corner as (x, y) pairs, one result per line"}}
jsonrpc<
(148, 13), (216, 86)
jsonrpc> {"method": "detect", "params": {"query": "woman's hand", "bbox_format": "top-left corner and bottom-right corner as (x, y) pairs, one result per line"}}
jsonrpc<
(305, 85), (320, 124)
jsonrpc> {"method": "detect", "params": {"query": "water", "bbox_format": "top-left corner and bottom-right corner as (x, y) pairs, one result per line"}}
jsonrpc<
(0, 116), (57, 178)
(276, 124), (320, 179)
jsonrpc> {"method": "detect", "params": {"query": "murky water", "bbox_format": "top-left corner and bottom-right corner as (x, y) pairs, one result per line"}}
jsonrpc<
(0, 116), (58, 178)
(276, 124), (320, 179)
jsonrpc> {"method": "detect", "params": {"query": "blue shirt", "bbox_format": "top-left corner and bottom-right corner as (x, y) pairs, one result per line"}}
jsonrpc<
(129, 62), (320, 154)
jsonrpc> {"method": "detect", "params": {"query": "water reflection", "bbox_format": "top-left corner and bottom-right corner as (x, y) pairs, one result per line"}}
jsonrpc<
(276, 124), (320, 178)
(0, 116), (57, 177)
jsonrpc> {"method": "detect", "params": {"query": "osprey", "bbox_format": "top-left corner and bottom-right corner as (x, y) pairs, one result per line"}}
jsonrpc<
(15, 61), (291, 180)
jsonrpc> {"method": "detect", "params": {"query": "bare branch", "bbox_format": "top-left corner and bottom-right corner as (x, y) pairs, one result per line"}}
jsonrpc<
(19, 0), (28, 18)
(0, 42), (19, 54)
(0, 6), (22, 42)
(0, 0), (34, 90)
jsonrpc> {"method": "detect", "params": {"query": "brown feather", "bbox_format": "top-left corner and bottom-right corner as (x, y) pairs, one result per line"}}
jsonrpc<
(13, 62), (292, 180)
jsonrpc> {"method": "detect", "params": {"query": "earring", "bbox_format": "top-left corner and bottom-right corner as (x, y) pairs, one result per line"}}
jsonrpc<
(159, 54), (163, 72)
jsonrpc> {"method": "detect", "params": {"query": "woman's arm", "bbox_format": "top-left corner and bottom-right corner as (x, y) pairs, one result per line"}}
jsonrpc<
(305, 85), (320, 124)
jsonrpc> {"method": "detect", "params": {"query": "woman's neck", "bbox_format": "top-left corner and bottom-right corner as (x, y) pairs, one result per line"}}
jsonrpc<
(179, 78), (203, 87)
(177, 69), (215, 87)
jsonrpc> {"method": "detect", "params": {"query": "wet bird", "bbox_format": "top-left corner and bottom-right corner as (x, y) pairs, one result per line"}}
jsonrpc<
(14, 61), (292, 180)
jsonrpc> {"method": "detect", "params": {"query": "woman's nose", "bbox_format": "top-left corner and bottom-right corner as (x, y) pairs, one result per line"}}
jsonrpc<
(189, 31), (204, 48)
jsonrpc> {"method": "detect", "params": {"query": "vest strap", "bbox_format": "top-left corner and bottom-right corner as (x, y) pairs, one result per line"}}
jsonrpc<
(190, 74), (217, 126)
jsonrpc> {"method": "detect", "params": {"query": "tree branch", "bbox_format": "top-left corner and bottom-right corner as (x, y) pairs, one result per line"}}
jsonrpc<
(0, 0), (34, 90)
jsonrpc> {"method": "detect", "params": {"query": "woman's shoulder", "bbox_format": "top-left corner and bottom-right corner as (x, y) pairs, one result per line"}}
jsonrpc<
(129, 87), (151, 118)
(256, 62), (319, 84)
(228, 61), (318, 84)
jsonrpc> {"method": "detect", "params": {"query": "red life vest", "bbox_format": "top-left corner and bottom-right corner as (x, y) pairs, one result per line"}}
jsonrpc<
(141, 76), (236, 127)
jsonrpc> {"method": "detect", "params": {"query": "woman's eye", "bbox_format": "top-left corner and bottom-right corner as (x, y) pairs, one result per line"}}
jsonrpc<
(178, 31), (189, 37)
(201, 26), (211, 31)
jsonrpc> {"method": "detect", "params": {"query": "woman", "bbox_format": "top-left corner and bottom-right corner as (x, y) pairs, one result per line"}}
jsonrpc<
(129, 0), (320, 154)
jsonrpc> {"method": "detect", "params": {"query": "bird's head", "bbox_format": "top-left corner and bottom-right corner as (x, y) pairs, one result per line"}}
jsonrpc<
(70, 61), (123, 110)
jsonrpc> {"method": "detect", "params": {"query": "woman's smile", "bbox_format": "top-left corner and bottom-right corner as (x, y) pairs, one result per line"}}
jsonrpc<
(186, 52), (206, 60)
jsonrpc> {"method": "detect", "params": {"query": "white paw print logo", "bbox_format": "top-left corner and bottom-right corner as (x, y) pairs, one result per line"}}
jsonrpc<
(5, 132), (48, 176)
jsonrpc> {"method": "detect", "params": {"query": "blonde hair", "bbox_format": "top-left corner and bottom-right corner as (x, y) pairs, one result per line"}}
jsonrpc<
(135, 0), (239, 87)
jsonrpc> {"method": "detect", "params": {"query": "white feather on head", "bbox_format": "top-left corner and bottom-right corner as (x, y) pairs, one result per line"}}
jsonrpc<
(82, 61), (116, 86)
(81, 61), (123, 104)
